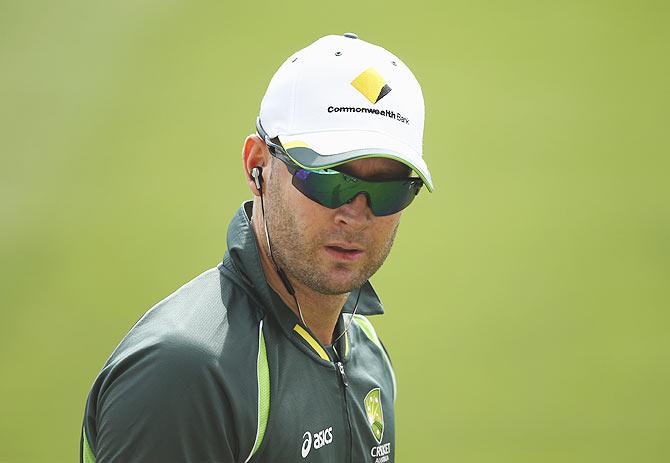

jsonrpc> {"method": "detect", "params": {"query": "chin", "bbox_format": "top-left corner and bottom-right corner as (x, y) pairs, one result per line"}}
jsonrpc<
(322, 273), (369, 295)
(293, 258), (372, 295)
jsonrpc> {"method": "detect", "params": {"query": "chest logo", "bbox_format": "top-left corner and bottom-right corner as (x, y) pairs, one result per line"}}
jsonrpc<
(301, 426), (333, 458)
(364, 387), (384, 444)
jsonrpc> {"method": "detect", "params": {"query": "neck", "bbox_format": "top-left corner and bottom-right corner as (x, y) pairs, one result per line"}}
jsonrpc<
(251, 199), (348, 346)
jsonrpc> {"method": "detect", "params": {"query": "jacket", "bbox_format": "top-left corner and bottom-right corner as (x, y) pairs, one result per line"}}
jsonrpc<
(81, 201), (396, 462)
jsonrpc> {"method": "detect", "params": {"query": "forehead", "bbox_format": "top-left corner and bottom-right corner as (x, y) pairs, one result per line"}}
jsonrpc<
(335, 157), (411, 180)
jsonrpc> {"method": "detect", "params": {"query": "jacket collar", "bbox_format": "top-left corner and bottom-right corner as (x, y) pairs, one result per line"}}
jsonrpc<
(221, 201), (385, 321)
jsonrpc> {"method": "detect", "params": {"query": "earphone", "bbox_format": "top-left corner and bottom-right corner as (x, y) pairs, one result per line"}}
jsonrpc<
(251, 166), (263, 191)
(252, 163), (303, 321)
(250, 161), (360, 342)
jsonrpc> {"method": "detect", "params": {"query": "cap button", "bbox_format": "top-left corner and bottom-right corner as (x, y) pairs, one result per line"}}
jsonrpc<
(343, 32), (358, 39)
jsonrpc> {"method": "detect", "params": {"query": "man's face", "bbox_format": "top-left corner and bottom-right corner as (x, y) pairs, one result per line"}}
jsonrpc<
(264, 154), (409, 296)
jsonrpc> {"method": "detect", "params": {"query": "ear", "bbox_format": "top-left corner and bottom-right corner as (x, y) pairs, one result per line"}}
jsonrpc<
(243, 134), (269, 197)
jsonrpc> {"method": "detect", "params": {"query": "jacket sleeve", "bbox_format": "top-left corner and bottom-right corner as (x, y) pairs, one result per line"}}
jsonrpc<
(83, 336), (239, 463)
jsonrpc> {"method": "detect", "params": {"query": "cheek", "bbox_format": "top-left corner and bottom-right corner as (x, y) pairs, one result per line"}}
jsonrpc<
(371, 216), (401, 243)
(376, 212), (401, 229)
(284, 182), (331, 231)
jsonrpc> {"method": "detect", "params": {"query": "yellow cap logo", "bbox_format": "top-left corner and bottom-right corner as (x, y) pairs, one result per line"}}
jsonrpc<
(351, 67), (392, 104)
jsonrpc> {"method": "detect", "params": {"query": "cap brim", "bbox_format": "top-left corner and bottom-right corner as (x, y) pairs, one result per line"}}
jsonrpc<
(277, 130), (434, 192)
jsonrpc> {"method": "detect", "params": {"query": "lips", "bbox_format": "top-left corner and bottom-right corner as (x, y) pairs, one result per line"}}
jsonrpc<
(324, 243), (364, 262)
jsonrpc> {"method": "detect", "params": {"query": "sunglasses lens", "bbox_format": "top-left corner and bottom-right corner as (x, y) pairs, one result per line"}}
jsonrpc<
(366, 180), (421, 216)
(292, 168), (421, 216)
(292, 169), (351, 208)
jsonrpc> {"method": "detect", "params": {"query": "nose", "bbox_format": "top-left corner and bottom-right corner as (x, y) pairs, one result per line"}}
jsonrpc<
(334, 193), (372, 228)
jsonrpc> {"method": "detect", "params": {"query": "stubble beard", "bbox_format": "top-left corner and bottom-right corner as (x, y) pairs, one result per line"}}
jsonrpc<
(264, 175), (399, 296)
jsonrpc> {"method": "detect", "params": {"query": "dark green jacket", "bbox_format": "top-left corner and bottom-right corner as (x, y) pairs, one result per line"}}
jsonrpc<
(81, 201), (396, 463)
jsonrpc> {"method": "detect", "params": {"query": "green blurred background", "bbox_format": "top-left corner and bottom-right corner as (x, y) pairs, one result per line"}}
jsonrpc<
(1, 0), (668, 461)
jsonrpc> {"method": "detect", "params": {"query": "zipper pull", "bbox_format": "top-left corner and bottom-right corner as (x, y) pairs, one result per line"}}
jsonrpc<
(336, 362), (349, 387)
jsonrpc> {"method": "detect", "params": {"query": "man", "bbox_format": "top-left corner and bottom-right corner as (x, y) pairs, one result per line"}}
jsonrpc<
(81, 33), (433, 463)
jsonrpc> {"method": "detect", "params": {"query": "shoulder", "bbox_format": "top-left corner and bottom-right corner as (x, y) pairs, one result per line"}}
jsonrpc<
(352, 314), (384, 349)
(115, 267), (261, 360)
(350, 314), (397, 402)
(95, 266), (265, 400)
(86, 267), (266, 460)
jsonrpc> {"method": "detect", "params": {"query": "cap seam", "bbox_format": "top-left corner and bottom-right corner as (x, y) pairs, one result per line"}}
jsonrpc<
(289, 57), (300, 133)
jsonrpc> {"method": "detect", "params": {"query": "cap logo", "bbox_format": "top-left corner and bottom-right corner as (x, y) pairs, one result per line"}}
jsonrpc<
(351, 68), (392, 104)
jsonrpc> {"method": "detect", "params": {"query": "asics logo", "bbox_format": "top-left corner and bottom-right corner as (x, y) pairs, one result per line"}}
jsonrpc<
(301, 426), (333, 458)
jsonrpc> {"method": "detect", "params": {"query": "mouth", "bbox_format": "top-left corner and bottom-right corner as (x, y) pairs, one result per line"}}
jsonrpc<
(324, 243), (364, 262)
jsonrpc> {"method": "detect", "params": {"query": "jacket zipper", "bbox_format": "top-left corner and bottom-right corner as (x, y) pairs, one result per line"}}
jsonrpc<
(333, 347), (353, 463)
(336, 362), (349, 386)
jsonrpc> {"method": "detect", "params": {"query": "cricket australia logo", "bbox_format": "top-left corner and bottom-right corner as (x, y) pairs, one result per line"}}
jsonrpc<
(365, 388), (391, 462)
(364, 388), (384, 443)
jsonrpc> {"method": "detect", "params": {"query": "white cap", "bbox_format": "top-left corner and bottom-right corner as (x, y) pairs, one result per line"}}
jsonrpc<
(259, 34), (433, 191)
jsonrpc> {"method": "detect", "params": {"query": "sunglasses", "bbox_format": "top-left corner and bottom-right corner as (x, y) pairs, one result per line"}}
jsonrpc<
(256, 120), (423, 217)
